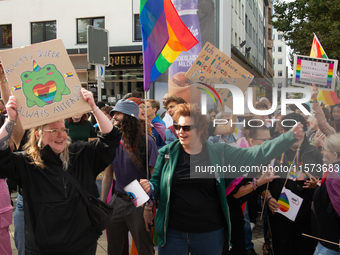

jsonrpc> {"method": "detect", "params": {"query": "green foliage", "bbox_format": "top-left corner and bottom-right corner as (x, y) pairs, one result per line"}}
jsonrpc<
(272, 0), (340, 68)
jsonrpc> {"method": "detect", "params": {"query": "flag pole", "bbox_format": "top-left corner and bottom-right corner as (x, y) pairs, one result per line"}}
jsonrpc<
(145, 90), (149, 180)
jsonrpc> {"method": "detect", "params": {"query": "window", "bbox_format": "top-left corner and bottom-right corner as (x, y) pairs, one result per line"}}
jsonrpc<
(278, 46), (282, 52)
(278, 34), (283, 40)
(273, 58), (275, 65)
(31, 21), (56, 44)
(245, 15), (248, 31)
(77, 17), (104, 44)
(278, 71), (283, 77)
(134, 14), (142, 41)
(272, 34), (275, 40)
(278, 82), (283, 88)
(0, 24), (12, 48)
(278, 58), (283, 64)
(273, 47), (275, 52)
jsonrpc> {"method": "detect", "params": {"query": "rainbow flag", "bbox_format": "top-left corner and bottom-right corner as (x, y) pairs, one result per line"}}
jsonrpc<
(140, 0), (198, 91)
(310, 33), (340, 105)
(310, 33), (328, 59)
(278, 192), (290, 212)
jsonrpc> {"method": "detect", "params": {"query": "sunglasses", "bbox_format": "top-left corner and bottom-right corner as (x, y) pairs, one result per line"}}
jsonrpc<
(173, 124), (196, 132)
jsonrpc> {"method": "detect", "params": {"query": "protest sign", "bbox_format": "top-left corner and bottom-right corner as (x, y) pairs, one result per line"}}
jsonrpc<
(276, 187), (303, 222)
(124, 179), (149, 207)
(0, 39), (92, 129)
(185, 42), (254, 111)
(293, 55), (338, 91)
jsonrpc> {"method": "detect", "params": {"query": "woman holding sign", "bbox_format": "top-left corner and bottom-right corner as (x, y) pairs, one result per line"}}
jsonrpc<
(0, 89), (121, 255)
(140, 103), (304, 255)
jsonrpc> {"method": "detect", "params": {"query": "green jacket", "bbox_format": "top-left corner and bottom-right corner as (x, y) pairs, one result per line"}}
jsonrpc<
(150, 131), (297, 247)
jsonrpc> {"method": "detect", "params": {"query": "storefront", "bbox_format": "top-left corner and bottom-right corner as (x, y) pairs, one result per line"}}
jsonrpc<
(69, 45), (143, 105)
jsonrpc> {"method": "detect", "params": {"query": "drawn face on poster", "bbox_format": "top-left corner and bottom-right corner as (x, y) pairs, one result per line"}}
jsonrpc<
(0, 39), (92, 129)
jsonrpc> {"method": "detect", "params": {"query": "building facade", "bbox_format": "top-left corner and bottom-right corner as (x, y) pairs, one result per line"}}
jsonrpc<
(0, 0), (232, 104)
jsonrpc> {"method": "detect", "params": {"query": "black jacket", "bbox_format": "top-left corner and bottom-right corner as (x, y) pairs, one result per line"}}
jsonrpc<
(0, 127), (121, 254)
(313, 163), (340, 251)
(269, 135), (323, 223)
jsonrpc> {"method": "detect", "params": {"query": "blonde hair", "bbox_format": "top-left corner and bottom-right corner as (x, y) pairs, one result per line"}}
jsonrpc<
(324, 134), (340, 156)
(23, 122), (71, 170)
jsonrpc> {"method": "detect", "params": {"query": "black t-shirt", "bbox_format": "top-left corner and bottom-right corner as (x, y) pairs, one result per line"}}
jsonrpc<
(168, 144), (224, 233)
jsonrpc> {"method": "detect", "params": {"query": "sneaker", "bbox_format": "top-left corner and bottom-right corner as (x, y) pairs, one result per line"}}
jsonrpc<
(247, 248), (258, 255)
(250, 222), (256, 231)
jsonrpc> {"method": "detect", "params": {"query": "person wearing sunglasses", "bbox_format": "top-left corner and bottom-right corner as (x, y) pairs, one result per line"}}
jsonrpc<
(266, 112), (323, 255)
(312, 134), (340, 255)
(140, 103), (305, 255)
(0, 89), (121, 255)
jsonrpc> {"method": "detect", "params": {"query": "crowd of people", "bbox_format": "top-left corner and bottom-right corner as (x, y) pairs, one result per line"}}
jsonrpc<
(0, 60), (339, 255)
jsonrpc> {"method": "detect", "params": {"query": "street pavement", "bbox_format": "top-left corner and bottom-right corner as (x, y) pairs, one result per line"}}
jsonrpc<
(8, 192), (266, 255)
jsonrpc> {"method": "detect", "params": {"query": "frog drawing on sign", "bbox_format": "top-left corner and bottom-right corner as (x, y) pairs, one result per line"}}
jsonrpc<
(20, 60), (71, 108)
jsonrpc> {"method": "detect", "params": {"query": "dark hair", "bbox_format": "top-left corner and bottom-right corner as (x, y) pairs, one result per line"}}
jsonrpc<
(331, 103), (340, 121)
(173, 104), (209, 144)
(147, 99), (160, 112)
(282, 112), (308, 132)
(122, 93), (132, 100)
(255, 102), (268, 110)
(66, 114), (87, 125)
(96, 101), (106, 108)
(243, 120), (270, 143)
(101, 106), (113, 115)
(207, 108), (218, 115)
(131, 91), (143, 99)
(119, 114), (142, 154)
(164, 96), (187, 109)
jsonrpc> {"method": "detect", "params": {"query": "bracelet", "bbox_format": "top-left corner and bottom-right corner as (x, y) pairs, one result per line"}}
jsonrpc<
(310, 99), (318, 104)
(144, 205), (153, 211)
(1, 78), (7, 83)
(266, 196), (273, 203)
(91, 106), (99, 114)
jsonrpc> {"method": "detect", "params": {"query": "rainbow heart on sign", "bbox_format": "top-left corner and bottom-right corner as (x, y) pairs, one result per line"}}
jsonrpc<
(33, 81), (57, 104)
(278, 192), (289, 212)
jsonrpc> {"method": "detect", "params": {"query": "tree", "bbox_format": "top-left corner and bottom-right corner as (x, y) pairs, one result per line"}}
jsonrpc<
(272, 0), (340, 68)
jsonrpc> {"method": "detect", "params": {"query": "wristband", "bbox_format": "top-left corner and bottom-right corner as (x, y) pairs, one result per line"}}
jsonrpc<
(266, 196), (273, 203)
(91, 106), (99, 114)
(310, 99), (318, 104)
(1, 78), (7, 83)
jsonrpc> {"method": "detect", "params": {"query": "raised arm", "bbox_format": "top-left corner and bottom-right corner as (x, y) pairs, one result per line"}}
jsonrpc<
(81, 88), (112, 134)
(0, 64), (25, 148)
(0, 96), (17, 150)
(310, 84), (335, 136)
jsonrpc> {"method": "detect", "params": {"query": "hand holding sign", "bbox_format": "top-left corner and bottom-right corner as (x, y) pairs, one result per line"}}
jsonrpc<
(6, 96), (18, 122)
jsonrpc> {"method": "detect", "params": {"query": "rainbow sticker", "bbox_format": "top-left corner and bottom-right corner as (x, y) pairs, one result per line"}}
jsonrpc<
(33, 81), (57, 104)
(295, 58), (301, 81)
(33, 60), (41, 72)
(327, 63), (333, 87)
(278, 192), (289, 212)
(64, 72), (73, 78)
(12, 85), (21, 91)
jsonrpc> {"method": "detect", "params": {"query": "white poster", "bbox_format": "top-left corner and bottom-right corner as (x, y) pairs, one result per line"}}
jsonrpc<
(124, 179), (149, 207)
(276, 187), (303, 222)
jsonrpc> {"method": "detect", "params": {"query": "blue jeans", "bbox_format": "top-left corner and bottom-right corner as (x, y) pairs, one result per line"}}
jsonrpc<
(14, 193), (25, 255)
(159, 228), (224, 255)
(244, 204), (254, 250)
(314, 243), (340, 255)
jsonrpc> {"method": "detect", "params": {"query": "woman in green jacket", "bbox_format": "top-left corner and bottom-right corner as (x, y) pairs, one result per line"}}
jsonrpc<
(141, 103), (304, 255)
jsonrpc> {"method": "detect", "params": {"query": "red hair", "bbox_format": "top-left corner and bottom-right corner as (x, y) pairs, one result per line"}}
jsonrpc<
(66, 114), (87, 125)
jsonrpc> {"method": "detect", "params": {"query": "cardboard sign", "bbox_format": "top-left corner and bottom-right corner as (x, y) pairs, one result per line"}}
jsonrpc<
(293, 55), (338, 91)
(185, 42), (254, 110)
(0, 39), (92, 129)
